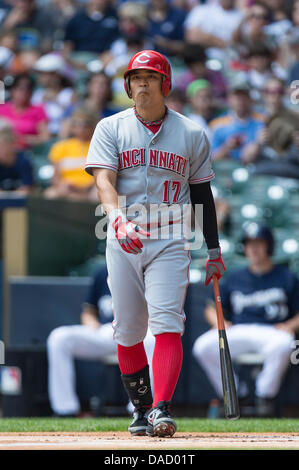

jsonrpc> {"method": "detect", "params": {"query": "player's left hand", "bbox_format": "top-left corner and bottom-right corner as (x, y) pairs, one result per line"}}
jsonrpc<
(205, 247), (226, 286)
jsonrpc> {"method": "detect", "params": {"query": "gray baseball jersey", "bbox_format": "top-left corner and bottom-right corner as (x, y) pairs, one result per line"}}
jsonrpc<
(85, 107), (214, 208)
(85, 107), (214, 346)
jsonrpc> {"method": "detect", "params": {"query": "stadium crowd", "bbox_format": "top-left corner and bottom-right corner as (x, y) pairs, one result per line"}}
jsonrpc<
(0, 0), (298, 196)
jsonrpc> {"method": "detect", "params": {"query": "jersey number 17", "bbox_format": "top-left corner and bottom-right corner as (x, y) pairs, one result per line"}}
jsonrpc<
(163, 180), (181, 204)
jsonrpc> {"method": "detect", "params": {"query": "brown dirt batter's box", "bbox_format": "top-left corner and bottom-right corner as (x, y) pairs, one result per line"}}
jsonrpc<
(0, 432), (298, 450)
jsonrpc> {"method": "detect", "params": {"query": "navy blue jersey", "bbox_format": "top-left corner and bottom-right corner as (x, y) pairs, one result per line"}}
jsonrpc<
(217, 265), (299, 325)
(0, 152), (34, 190)
(84, 265), (113, 324)
(64, 8), (119, 53)
(147, 7), (187, 56)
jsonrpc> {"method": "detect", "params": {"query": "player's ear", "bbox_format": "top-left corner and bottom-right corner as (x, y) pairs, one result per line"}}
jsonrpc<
(126, 76), (132, 99)
(161, 76), (164, 95)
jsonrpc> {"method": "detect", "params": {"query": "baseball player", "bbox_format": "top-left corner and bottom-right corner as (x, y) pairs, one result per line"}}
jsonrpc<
(47, 264), (155, 417)
(193, 223), (299, 416)
(85, 50), (225, 437)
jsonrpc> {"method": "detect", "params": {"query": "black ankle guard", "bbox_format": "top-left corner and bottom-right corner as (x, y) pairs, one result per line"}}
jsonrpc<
(121, 365), (153, 409)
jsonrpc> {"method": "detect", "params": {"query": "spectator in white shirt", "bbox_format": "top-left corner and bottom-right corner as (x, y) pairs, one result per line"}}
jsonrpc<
(184, 0), (243, 61)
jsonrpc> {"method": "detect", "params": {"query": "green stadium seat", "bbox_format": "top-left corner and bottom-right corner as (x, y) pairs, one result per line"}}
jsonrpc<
(213, 160), (243, 192)
(219, 235), (236, 256)
(30, 139), (57, 157)
(28, 139), (57, 188)
(68, 255), (107, 277)
(213, 160), (242, 176)
(70, 52), (100, 95)
(268, 228), (299, 266)
(228, 254), (249, 271)
(230, 166), (250, 194)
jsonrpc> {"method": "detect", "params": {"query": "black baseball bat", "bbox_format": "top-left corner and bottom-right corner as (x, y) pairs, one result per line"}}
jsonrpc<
(212, 274), (240, 420)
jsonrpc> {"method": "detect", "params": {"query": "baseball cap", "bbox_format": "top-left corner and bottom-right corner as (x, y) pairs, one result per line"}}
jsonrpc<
(186, 79), (211, 98)
(228, 73), (251, 94)
(34, 53), (66, 74)
(228, 80), (251, 94)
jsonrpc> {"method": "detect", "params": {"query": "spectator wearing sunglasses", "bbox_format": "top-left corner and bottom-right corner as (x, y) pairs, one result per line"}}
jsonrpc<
(241, 77), (299, 165)
(232, 1), (274, 56)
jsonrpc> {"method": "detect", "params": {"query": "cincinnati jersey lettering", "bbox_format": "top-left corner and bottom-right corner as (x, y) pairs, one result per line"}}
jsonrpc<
(118, 148), (187, 176)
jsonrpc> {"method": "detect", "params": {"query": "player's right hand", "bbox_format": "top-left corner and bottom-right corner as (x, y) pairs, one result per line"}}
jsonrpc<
(111, 213), (150, 255)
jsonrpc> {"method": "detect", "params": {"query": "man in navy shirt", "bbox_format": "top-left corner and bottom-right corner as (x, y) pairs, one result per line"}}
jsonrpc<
(47, 264), (155, 418)
(63, 0), (119, 55)
(193, 223), (299, 415)
(0, 125), (34, 194)
(147, 0), (186, 56)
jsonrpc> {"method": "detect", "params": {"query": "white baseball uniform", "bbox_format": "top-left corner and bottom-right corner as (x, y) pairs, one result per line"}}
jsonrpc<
(47, 320), (155, 416)
(47, 265), (156, 415)
(193, 324), (294, 399)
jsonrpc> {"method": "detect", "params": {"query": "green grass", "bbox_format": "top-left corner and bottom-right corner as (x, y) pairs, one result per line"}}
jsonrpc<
(0, 418), (298, 433)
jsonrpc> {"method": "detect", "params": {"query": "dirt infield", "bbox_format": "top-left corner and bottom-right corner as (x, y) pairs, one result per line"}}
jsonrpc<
(0, 432), (298, 450)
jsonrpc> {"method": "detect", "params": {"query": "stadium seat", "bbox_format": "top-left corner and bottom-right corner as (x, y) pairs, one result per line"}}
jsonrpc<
(213, 160), (243, 193)
(272, 228), (299, 265)
(68, 255), (107, 277)
(230, 202), (264, 237)
(28, 139), (57, 188)
(69, 52), (101, 96)
(230, 166), (250, 194)
(213, 160), (242, 177)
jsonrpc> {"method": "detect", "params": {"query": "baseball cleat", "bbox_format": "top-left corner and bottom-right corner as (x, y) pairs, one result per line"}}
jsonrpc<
(146, 401), (177, 437)
(128, 407), (150, 436)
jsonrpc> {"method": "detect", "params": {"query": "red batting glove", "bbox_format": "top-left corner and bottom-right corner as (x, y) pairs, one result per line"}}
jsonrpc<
(110, 210), (150, 255)
(205, 247), (226, 286)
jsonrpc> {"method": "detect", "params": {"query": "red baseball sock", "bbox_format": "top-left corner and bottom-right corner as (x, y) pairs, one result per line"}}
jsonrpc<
(117, 341), (148, 375)
(152, 332), (183, 407)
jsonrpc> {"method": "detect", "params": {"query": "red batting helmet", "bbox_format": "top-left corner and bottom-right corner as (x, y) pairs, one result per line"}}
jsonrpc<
(124, 50), (172, 98)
